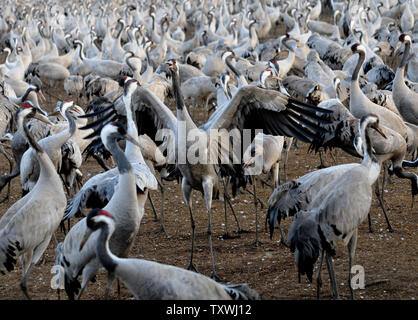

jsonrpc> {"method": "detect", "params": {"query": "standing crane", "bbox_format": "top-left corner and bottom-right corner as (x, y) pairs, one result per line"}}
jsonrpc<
(288, 114), (387, 299)
(0, 102), (67, 299)
(55, 79), (157, 300)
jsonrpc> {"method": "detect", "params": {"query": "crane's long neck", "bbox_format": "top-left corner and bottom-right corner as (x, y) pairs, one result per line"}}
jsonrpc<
(123, 94), (146, 164)
(77, 42), (86, 61)
(105, 135), (138, 219)
(171, 69), (196, 132)
(19, 87), (35, 102)
(249, 23), (258, 48)
(49, 109), (76, 150)
(96, 222), (119, 273)
(359, 122), (381, 184)
(126, 57), (141, 81)
(22, 117), (57, 179)
(22, 117), (42, 153)
(225, 56), (248, 87)
(398, 40), (411, 73)
(351, 51), (366, 92)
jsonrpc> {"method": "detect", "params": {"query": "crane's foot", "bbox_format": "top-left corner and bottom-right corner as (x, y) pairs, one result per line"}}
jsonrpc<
(154, 226), (169, 237)
(20, 283), (31, 300)
(211, 271), (227, 283)
(187, 262), (199, 273)
(387, 227), (396, 233)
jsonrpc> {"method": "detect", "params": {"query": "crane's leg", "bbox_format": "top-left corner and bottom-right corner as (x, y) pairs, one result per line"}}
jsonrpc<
(20, 262), (35, 300)
(274, 162), (280, 187)
(222, 178), (245, 234)
(325, 252), (340, 300)
(103, 272), (116, 300)
(379, 168), (394, 232)
(283, 137), (292, 183)
(21, 239), (49, 299)
(76, 264), (98, 300)
(0, 145), (13, 202)
(251, 176), (261, 246)
(245, 189), (265, 208)
(203, 178), (224, 282)
(318, 150), (327, 169)
(367, 213), (373, 233)
(374, 177), (394, 232)
(182, 180), (198, 273)
(347, 229), (358, 300)
(329, 149), (338, 165)
(158, 179), (168, 236)
(316, 249), (325, 300)
(221, 177), (231, 238)
(278, 223), (290, 248)
(148, 192), (159, 221)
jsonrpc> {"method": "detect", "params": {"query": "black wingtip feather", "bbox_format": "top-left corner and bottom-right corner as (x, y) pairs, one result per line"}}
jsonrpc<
(78, 105), (114, 118)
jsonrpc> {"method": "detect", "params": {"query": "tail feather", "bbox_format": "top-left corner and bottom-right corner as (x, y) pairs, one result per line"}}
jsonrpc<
(267, 180), (301, 238)
(0, 239), (19, 274)
(223, 283), (260, 300)
(288, 211), (321, 283)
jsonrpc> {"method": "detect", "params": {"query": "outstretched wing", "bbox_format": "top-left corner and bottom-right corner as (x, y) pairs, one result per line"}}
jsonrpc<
(202, 85), (332, 144)
(131, 87), (178, 138)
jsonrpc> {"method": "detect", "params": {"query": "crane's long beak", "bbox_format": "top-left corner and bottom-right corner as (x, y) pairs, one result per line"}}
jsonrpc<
(72, 105), (84, 115)
(373, 125), (387, 139)
(394, 42), (402, 55)
(79, 229), (93, 251)
(33, 112), (54, 125)
(48, 111), (60, 117)
(125, 133), (141, 148)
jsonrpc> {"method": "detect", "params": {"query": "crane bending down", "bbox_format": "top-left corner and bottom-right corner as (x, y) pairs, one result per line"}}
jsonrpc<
(55, 79), (157, 300)
(288, 114), (387, 299)
(0, 103), (67, 299)
(80, 209), (260, 300)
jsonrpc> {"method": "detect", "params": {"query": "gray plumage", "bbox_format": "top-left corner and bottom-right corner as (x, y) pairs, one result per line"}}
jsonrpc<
(392, 34), (418, 125)
(288, 115), (386, 299)
(85, 212), (259, 300)
(0, 104), (66, 299)
(55, 80), (157, 300)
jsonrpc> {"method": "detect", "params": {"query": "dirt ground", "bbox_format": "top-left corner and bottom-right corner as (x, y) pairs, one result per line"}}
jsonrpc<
(0, 8), (417, 301)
